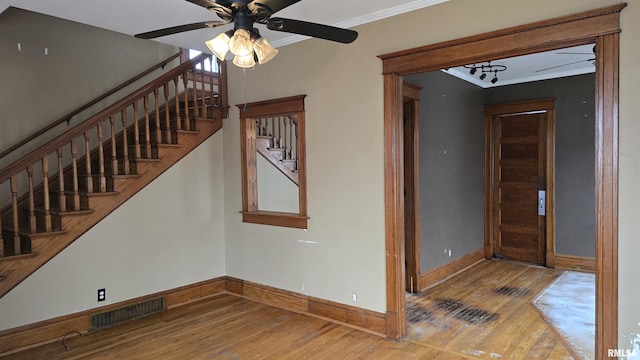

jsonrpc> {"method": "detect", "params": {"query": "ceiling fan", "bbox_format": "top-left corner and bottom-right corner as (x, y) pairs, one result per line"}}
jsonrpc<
(135, 0), (358, 67)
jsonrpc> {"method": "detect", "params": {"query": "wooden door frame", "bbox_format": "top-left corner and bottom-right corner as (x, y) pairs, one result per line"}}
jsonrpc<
(378, 4), (624, 358)
(484, 98), (556, 267)
(403, 82), (422, 293)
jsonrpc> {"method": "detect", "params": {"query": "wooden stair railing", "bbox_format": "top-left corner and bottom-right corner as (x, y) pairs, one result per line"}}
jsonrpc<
(0, 53), (227, 298)
(0, 52), (182, 162)
(254, 115), (299, 185)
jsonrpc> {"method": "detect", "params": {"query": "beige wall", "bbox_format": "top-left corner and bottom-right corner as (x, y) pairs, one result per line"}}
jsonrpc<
(223, 0), (639, 347)
(0, 132), (226, 331)
(1, 0), (638, 350)
(0, 7), (178, 166)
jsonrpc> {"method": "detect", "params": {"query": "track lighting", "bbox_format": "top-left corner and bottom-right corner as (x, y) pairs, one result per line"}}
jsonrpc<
(205, 28), (279, 68)
(463, 62), (507, 84)
(491, 70), (499, 84)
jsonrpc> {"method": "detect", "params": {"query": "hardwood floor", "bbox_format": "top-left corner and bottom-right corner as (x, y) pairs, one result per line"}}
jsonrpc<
(407, 260), (578, 359)
(5, 260), (579, 359)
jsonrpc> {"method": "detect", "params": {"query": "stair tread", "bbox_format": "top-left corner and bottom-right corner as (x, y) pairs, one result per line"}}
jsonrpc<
(132, 158), (162, 163)
(85, 191), (120, 197)
(28, 230), (68, 239)
(33, 208), (94, 216)
(0, 252), (39, 262)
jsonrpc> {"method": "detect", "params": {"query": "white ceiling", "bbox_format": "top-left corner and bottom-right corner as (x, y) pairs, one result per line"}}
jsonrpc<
(0, 0), (595, 86)
(443, 44), (596, 88)
(0, 0), (447, 51)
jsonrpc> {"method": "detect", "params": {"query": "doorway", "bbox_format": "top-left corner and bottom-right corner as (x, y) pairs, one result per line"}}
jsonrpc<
(403, 81), (421, 293)
(484, 99), (556, 266)
(379, 4), (623, 355)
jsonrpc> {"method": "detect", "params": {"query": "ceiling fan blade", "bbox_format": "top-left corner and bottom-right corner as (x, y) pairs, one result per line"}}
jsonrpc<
(135, 21), (229, 39)
(185, 0), (233, 19)
(249, 0), (302, 15)
(267, 18), (358, 44)
(534, 59), (595, 73)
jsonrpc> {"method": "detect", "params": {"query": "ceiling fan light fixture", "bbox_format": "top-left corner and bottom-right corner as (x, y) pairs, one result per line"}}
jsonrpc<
(205, 30), (233, 61)
(233, 52), (256, 68)
(253, 36), (278, 65)
(229, 28), (253, 57)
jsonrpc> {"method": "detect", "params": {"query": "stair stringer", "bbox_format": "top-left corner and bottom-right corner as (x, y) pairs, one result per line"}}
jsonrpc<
(0, 117), (223, 299)
(255, 137), (298, 185)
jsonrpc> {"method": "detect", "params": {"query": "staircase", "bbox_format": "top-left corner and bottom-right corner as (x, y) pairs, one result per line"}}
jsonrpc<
(254, 115), (299, 185)
(0, 53), (228, 299)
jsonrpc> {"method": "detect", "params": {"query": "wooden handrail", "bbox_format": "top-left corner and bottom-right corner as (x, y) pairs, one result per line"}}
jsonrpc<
(0, 52), (182, 160)
(0, 53), (214, 184)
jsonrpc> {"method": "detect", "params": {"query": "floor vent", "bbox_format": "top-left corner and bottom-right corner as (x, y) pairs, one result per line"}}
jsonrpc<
(91, 297), (165, 331)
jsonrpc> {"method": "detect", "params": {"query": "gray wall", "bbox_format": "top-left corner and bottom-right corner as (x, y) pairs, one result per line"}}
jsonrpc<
(0, 7), (178, 166)
(484, 74), (596, 257)
(407, 71), (596, 272)
(406, 71), (486, 272)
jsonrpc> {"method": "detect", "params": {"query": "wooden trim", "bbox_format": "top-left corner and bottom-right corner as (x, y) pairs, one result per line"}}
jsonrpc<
(233, 278), (386, 337)
(418, 248), (485, 290)
(594, 32), (619, 356)
(483, 98), (556, 267)
(241, 211), (308, 229)
(0, 277), (226, 356)
(383, 72), (406, 340)
(237, 95), (308, 229)
(403, 82), (422, 101)
(237, 95), (306, 119)
(402, 82), (421, 293)
(554, 254), (596, 272)
(379, 4), (626, 75)
(0, 276), (386, 355)
(379, 5), (624, 356)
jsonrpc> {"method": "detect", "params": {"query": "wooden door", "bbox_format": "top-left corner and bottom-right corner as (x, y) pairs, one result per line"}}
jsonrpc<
(485, 99), (555, 266)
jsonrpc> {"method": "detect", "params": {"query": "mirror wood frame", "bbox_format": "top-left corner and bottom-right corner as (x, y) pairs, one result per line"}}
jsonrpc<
(378, 4), (625, 358)
(237, 95), (308, 229)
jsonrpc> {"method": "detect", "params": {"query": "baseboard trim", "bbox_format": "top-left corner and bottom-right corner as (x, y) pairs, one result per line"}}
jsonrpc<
(418, 248), (485, 290)
(554, 254), (595, 272)
(0, 276), (386, 355)
(226, 277), (386, 337)
(0, 277), (226, 356)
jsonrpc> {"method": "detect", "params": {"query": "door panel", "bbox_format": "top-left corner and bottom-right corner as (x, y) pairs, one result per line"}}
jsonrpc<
(492, 112), (546, 265)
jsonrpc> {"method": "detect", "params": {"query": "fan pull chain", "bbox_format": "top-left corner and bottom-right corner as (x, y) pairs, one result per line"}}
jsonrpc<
(243, 68), (248, 112)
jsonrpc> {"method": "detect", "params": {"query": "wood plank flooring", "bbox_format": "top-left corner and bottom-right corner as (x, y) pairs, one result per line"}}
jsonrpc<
(5, 260), (580, 359)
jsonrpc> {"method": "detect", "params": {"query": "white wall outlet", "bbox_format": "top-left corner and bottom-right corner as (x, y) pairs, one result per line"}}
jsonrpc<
(352, 293), (358, 302)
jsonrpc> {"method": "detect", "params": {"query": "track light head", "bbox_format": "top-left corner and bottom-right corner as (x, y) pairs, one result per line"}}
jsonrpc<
(479, 73), (487, 80)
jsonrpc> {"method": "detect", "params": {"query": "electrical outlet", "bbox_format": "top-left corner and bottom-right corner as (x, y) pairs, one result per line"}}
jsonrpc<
(352, 293), (358, 302)
(97, 288), (106, 302)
